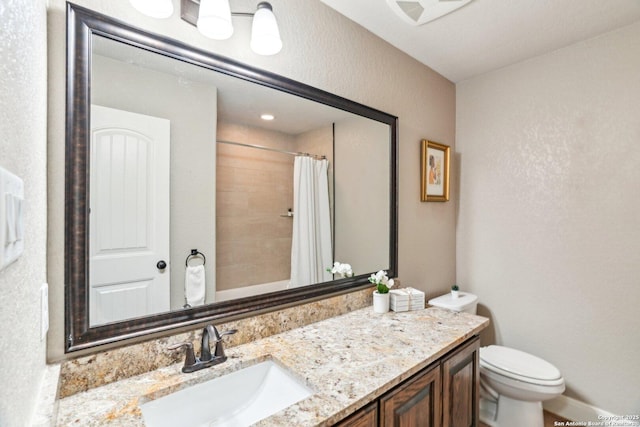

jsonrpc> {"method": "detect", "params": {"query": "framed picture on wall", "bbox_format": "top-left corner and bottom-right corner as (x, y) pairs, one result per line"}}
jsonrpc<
(421, 140), (450, 202)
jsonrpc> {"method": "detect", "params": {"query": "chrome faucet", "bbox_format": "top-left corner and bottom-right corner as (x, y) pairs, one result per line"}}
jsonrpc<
(168, 325), (237, 373)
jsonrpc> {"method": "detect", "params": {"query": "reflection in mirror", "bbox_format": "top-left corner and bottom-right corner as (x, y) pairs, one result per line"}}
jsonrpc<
(66, 3), (397, 350)
(90, 36), (219, 326)
(89, 35), (391, 327)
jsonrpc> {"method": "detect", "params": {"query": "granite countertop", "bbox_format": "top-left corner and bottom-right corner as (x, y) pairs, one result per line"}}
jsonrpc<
(54, 307), (488, 426)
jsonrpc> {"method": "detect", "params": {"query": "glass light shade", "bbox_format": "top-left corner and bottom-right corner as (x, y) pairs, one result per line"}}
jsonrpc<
(250, 2), (282, 55)
(197, 0), (234, 40)
(129, 0), (174, 19)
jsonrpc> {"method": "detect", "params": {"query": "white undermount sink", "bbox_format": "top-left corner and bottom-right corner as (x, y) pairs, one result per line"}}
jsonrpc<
(140, 360), (314, 427)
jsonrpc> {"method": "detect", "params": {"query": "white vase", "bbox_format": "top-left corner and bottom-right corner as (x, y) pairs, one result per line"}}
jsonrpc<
(451, 290), (459, 299)
(373, 291), (390, 313)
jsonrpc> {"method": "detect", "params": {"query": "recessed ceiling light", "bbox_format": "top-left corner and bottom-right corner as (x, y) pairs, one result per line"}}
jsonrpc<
(261, 114), (275, 121)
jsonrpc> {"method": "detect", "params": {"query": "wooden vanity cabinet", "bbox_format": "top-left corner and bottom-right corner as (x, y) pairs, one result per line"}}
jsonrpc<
(380, 363), (442, 427)
(334, 401), (378, 427)
(441, 337), (480, 427)
(335, 336), (480, 427)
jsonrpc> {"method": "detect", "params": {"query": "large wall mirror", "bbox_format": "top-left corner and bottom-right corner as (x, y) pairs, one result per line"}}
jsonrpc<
(66, 4), (397, 352)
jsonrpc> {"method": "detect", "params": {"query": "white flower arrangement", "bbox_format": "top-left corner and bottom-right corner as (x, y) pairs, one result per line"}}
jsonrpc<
(369, 270), (394, 294)
(329, 262), (354, 278)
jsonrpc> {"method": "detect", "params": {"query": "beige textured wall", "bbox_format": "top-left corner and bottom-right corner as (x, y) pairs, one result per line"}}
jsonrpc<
(92, 55), (218, 309)
(47, 0), (455, 360)
(216, 123), (295, 290)
(456, 22), (640, 415)
(0, 0), (48, 425)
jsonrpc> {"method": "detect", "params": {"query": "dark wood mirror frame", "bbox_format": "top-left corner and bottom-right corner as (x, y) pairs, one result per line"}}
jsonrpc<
(65, 3), (398, 352)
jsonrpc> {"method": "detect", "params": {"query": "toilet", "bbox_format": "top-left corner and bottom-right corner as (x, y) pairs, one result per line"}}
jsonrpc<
(428, 292), (565, 427)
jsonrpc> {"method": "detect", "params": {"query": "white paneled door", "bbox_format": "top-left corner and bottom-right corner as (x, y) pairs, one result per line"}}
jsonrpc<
(89, 105), (171, 326)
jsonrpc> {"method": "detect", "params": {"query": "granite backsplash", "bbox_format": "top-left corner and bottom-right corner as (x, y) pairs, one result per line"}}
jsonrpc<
(58, 287), (373, 398)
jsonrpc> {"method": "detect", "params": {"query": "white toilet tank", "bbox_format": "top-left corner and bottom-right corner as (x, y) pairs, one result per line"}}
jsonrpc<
(428, 292), (478, 314)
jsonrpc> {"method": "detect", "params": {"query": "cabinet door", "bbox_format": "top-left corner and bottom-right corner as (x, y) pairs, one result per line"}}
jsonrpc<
(334, 401), (378, 427)
(442, 336), (480, 427)
(380, 364), (442, 427)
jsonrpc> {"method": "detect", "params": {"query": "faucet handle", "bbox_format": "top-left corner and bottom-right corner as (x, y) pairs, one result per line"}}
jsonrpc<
(208, 325), (237, 341)
(218, 329), (238, 339)
(168, 341), (197, 372)
(201, 325), (237, 362)
(213, 328), (237, 358)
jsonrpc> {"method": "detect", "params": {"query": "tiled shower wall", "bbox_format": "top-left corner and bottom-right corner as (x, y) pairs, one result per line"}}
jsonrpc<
(216, 122), (296, 290)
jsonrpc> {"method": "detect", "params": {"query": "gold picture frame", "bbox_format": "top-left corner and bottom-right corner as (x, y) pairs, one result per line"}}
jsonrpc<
(421, 140), (450, 202)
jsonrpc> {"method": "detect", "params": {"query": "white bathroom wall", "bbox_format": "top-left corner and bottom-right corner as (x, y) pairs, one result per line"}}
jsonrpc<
(456, 22), (640, 415)
(47, 0), (456, 360)
(0, 0), (49, 425)
(334, 116), (390, 276)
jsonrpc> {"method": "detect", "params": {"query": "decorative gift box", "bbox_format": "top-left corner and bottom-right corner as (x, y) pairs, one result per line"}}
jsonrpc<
(390, 287), (425, 312)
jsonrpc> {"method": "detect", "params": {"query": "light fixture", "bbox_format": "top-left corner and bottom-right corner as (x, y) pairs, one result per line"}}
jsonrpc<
(180, 0), (283, 55)
(197, 0), (233, 40)
(129, 0), (174, 19)
(260, 114), (275, 121)
(250, 2), (282, 56)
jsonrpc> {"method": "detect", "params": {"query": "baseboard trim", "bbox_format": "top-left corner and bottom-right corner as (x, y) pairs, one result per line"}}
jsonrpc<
(544, 395), (639, 426)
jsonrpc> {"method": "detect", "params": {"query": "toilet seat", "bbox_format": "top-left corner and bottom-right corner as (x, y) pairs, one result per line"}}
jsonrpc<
(480, 345), (564, 387)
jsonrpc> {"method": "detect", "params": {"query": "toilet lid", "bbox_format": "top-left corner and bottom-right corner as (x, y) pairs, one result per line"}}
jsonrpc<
(480, 345), (562, 382)
(428, 292), (478, 311)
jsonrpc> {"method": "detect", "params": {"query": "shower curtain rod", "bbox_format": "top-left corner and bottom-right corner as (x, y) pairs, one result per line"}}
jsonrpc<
(217, 140), (326, 160)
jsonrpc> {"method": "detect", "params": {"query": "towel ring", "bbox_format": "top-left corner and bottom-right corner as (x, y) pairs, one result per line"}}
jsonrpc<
(185, 249), (206, 267)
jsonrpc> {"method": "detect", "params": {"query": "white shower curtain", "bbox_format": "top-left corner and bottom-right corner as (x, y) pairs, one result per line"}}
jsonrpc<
(289, 156), (333, 288)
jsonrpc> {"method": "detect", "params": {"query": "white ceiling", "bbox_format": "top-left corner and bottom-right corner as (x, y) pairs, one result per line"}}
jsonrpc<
(319, 0), (640, 82)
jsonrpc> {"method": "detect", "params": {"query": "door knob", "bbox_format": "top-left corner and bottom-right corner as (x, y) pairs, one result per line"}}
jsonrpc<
(157, 260), (167, 270)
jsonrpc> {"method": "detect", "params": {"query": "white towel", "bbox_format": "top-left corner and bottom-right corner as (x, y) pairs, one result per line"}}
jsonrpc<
(185, 265), (206, 306)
